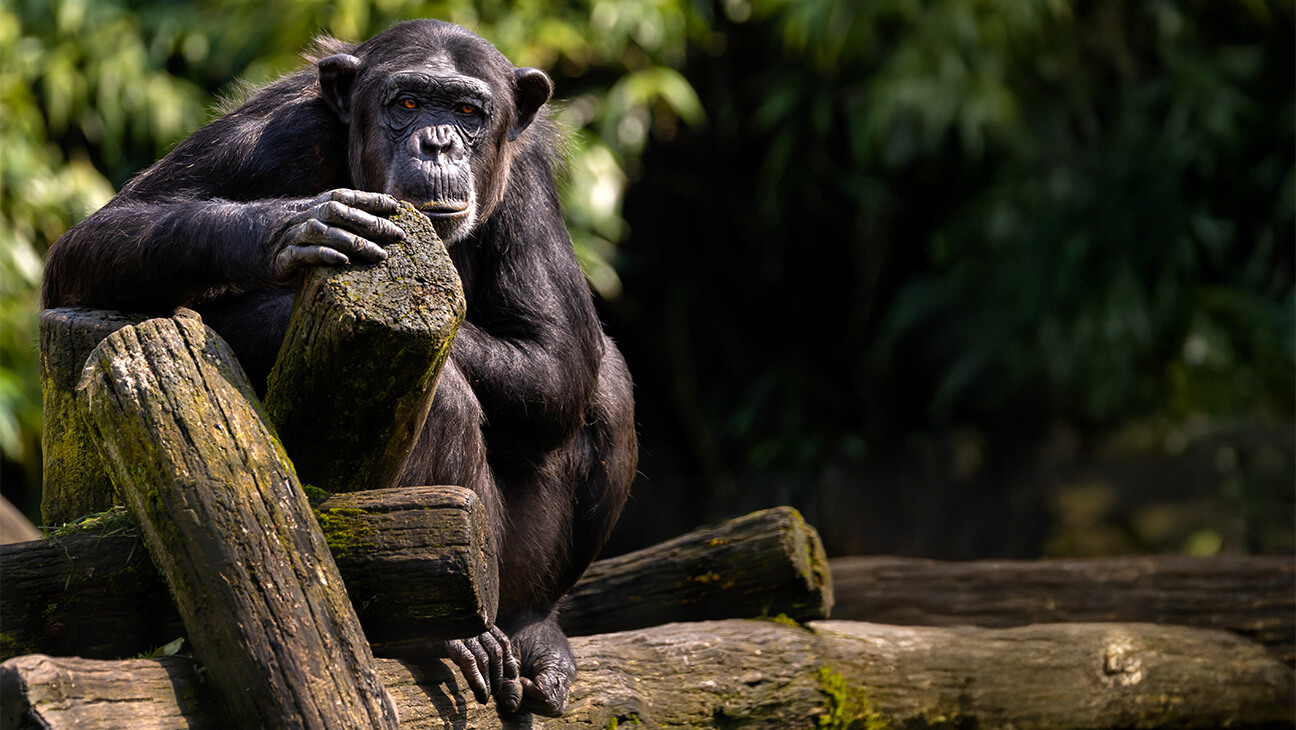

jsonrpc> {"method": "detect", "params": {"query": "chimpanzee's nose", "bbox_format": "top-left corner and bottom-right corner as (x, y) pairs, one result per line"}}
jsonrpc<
(414, 125), (462, 161)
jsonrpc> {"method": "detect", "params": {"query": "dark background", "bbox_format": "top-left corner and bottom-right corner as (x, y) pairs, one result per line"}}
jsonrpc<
(2, 0), (1292, 560)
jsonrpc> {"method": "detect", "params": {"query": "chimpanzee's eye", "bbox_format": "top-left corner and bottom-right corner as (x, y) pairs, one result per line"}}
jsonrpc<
(398, 97), (418, 110)
(459, 104), (478, 115)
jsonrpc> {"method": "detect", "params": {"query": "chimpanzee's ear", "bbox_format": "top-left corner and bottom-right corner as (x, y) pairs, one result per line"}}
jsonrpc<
(318, 54), (362, 124)
(511, 68), (553, 141)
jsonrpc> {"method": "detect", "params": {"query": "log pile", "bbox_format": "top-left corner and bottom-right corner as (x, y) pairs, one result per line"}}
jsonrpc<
(6, 205), (1292, 727)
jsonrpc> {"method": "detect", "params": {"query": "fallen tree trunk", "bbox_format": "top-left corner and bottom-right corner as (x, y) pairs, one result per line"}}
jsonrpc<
(561, 506), (833, 636)
(830, 554), (1296, 665)
(0, 485), (497, 661)
(4, 619), (1291, 729)
(264, 202), (465, 494)
(77, 314), (397, 728)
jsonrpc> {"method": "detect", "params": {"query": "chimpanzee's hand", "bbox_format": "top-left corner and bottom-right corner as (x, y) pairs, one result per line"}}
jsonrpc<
(269, 189), (406, 280)
(441, 626), (524, 713)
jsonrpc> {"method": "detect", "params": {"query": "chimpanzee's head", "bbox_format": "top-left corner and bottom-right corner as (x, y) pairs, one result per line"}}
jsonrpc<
(316, 20), (552, 243)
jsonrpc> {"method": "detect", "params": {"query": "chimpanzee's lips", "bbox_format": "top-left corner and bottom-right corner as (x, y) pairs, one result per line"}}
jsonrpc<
(416, 201), (470, 217)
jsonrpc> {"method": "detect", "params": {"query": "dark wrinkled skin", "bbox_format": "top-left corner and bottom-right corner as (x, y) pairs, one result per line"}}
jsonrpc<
(42, 19), (637, 719)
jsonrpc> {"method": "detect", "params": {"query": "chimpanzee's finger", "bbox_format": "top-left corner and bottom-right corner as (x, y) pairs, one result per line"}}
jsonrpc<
(311, 199), (405, 243)
(319, 189), (403, 216)
(465, 637), (491, 694)
(478, 629), (505, 696)
(444, 639), (490, 705)
(291, 219), (389, 262)
(273, 244), (348, 279)
(491, 626), (520, 683)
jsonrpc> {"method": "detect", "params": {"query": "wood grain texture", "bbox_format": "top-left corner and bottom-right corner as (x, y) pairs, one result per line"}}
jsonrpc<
(830, 554), (1296, 664)
(76, 314), (397, 729)
(561, 506), (833, 637)
(5, 619), (1291, 728)
(0, 486), (496, 660)
(264, 202), (465, 494)
(38, 307), (198, 526)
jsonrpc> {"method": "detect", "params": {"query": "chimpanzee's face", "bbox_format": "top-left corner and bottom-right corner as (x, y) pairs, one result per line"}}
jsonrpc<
(317, 21), (551, 244)
(370, 65), (498, 241)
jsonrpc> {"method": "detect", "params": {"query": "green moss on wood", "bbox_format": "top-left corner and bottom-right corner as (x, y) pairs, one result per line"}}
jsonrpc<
(301, 484), (333, 503)
(816, 665), (886, 730)
(315, 507), (377, 559)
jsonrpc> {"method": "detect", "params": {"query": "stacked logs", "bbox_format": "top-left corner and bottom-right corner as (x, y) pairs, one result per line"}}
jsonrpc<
(3, 206), (1291, 728)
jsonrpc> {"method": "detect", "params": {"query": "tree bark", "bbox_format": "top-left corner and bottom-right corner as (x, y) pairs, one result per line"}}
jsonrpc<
(38, 307), (198, 526)
(4, 619), (1291, 729)
(0, 486), (496, 661)
(561, 506), (833, 637)
(829, 554), (1296, 665)
(76, 314), (398, 729)
(264, 203), (465, 494)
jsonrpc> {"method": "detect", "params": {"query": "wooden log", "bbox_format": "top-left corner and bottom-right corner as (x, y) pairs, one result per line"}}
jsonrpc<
(38, 307), (198, 526)
(560, 506), (833, 636)
(0, 486), (496, 660)
(264, 203), (465, 494)
(318, 486), (497, 642)
(829, 554), (1296, 665)
(76, 314), (398, 729)
(4, 619), (1291, 728)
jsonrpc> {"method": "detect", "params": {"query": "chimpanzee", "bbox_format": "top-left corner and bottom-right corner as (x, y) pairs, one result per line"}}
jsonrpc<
(41, 19), (637, 718)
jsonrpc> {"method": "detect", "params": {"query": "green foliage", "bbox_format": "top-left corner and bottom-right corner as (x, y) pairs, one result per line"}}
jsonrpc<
(744, 0), (1293, 426)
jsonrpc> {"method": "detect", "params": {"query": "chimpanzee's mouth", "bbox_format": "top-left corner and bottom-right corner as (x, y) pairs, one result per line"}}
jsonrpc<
(416, 201), (470, 217)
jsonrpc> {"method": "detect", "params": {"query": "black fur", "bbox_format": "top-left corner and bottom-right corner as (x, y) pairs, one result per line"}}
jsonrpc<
(42, 19), (636, 718)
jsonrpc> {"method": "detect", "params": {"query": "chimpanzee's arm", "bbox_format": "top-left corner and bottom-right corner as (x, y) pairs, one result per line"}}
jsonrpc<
(448, 167), (605, 455)
(43, 191), (404, 311)
(42, 74), (403, 312)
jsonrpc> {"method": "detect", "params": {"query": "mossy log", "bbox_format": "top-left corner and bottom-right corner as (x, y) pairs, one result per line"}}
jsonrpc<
(830, 554), (1296, 665)
(317, 486), (498, 643)
(560, 506), (833, 637)
(76, 314), (398, 729)
(264, 203), (465, 494)
(4, 619), (1292, 729)
(38, 307), (200, 526)
(0, 486), (496, 661)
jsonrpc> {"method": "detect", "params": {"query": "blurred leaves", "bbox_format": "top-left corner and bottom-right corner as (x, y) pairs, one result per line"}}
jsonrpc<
(729, 0), (1294, 428)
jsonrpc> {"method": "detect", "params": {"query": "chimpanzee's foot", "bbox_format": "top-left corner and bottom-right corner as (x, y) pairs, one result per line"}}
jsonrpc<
(440, 626), (523, 712)
(503, 612), (576, 717)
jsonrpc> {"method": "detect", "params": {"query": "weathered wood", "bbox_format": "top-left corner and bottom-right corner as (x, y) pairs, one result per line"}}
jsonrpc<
(76, 314), (398, 729)
(560, 506), (833, 636)
(264, 203), (465, 494)
(0, 486), (496, 660)
(830, 554), (1296, 665)
(4, 619), (1291, 728)
(318, 486), (498, 642)
(0, 517), (182, 661)
(0, 654), (215, 730)
(38, 307), (198, 526)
